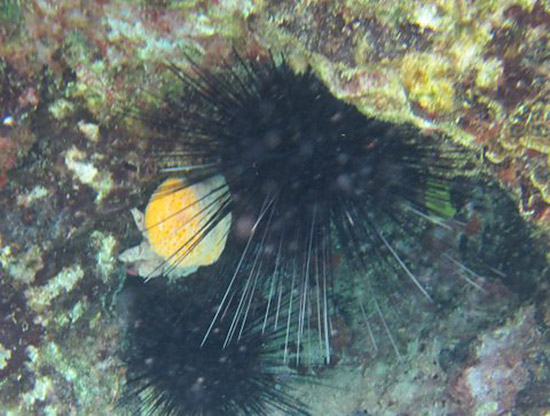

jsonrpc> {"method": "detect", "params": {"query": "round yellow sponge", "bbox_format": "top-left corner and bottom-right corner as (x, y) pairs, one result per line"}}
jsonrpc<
(144, 175), (231, 276)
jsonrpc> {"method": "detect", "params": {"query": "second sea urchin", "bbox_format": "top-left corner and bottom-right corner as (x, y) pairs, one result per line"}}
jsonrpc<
(119, 278), (309, 415)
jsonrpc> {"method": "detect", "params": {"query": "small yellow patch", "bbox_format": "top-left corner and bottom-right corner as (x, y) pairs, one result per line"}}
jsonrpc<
(144, 176), (231, 274)
(401, 53), (455, 115)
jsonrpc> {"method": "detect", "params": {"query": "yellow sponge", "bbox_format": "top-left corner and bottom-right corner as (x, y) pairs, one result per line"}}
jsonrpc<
(144, 176), (231, 275)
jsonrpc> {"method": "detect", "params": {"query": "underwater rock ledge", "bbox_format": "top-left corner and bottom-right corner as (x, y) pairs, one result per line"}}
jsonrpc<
(0, 0), (549, 415)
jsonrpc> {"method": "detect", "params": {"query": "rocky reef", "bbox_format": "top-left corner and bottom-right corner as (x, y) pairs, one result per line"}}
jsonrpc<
(1, 0), (549, 414)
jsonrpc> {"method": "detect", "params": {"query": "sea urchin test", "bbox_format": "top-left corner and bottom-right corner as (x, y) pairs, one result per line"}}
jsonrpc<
(119, 175), (231, 279)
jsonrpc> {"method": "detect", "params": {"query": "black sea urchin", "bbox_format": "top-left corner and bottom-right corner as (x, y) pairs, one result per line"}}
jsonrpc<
(135, 52), (490, 363)
(119, 278), (310, 416)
